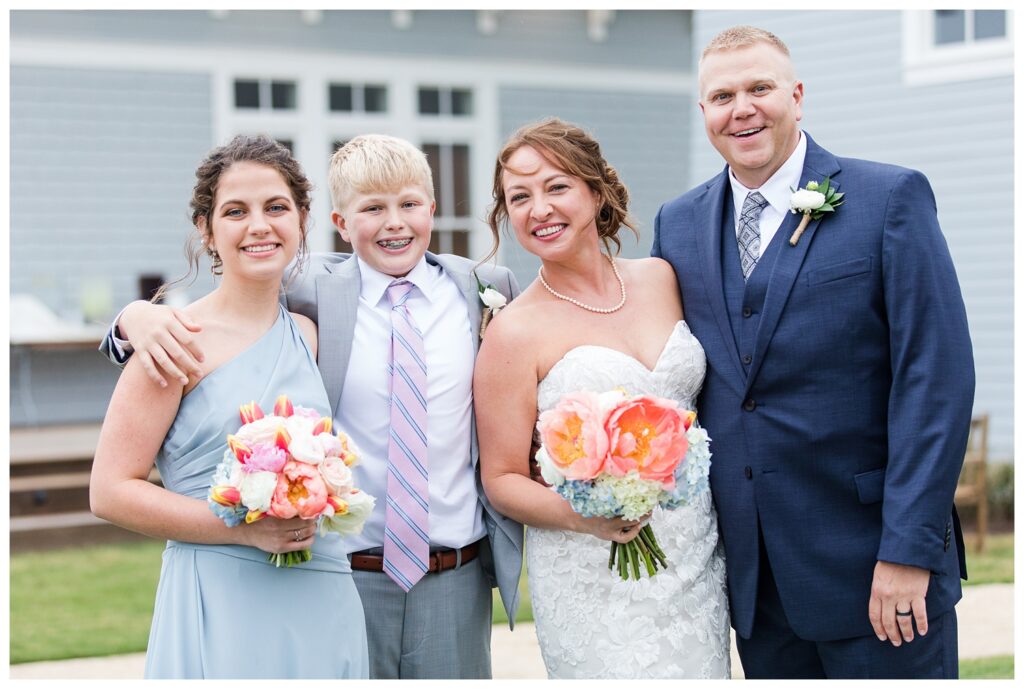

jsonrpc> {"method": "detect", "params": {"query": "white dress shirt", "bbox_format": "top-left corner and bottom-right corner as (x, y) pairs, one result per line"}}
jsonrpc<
(342, 256), (484, 555)
(729, 131), (807, 258)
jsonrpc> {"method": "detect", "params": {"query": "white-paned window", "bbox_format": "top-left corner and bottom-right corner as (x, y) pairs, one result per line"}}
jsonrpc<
(233, 78), (297, 110)
(418, 86), (473, 117)
(902, 10), (1013, 86)
(422, 142), (472, 257)
(328, 83), (388, 113)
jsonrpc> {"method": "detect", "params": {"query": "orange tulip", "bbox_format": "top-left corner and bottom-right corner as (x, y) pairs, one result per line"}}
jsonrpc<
(274, 426), (292, 453)
(274, 395), (294, 418)
(210, 485), (241, 507)
(239, 401), (265, 425)
(227, 435), (252, 463)
(312, 417), (333, 436)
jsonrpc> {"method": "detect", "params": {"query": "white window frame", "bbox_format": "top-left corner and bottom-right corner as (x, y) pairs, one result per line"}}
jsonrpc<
(902, 9), (1014, 86)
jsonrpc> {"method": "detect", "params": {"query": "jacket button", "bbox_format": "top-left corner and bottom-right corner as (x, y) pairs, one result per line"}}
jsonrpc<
(742, 306), (753, 318)
(742, 354), (752, 364)
(744, 466), (753, 480)
(743, 398), (757, 411)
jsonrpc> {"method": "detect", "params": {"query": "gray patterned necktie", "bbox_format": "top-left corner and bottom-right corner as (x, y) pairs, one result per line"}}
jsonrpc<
(738, 191), (769, 281)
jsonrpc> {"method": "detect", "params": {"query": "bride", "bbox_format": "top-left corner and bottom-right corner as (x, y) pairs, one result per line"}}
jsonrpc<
(474, 118), (730, 679)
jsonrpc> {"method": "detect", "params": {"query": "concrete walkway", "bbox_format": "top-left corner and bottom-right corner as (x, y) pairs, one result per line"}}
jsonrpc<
(9, 583), (1013, 679)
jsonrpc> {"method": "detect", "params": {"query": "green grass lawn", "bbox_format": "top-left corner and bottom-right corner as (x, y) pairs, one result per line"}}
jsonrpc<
(10, 532), (1014, 666)
(960, 655), (1014, 679)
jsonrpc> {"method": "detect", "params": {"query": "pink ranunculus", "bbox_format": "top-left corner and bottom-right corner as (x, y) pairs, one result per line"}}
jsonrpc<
(269, 460), (329, 519)
(243, 443), (287, 474)
(537, 391), (610, 481)
(605, 395), (690, 487)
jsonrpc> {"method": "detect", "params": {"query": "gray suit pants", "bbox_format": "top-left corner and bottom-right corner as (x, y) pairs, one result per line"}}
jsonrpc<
(351, 557), (493, 679)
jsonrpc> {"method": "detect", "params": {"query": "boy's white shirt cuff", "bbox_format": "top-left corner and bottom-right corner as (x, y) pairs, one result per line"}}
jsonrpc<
(110, 305), (133, 362)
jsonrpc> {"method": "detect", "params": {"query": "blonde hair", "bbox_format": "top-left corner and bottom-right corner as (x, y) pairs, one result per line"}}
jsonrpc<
(701, 25), (790, 60)
(328, 134), (434, 212)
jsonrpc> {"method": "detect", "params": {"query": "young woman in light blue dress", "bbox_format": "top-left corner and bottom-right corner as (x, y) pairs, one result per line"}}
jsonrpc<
(90, 136), (368, 679)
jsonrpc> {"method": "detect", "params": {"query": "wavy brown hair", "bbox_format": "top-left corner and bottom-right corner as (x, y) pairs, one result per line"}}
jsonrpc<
(484, 118), (638, 264)
(153, 134), (313, 302)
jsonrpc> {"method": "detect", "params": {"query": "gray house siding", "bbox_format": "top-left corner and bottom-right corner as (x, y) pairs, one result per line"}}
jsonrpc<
(11, 10), (691, 71)
(691, 10), (1013, 460)
(10, 65), (215, 319)
(497, 87), (692, 288)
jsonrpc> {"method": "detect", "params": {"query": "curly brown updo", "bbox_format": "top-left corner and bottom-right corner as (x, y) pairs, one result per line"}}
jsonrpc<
(485, 118), (638, 263)
(154, 135), (313, 301)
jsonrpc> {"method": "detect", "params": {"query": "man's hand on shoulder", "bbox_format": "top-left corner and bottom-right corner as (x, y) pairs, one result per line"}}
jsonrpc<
(120, 300), (204, 388)
(868, 560), (931, 647)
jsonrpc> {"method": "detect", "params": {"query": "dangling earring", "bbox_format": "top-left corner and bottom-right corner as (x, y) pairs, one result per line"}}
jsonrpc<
(206, 246), (222, 276)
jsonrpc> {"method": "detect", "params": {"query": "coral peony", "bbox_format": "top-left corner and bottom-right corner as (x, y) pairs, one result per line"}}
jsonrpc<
(536, 391), (610, 481)
(605, 395), (689, 487)
(269, 460), (328, 519)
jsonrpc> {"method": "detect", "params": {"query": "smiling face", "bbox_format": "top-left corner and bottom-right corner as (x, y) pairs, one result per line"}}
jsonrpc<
(332, 184), (434, 278)
(501, 145), (601, 260)
(699, 42), (803, 189)
(204, 161), (305, 282)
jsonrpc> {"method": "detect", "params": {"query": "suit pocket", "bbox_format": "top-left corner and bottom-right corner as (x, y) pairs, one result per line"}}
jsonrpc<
(805, 256), (872, 286)
(854, 467), (886, 504)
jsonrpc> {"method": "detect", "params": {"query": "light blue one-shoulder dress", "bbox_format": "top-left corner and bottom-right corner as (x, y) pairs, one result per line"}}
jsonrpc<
(144, 306), (369, 679)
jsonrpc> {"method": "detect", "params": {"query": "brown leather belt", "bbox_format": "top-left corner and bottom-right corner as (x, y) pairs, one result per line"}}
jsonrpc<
(350, 540), (480, 574)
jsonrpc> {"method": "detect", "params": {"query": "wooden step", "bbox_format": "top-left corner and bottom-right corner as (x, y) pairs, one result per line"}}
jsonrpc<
(10, 510), (107, 532)
(9, 469), (162, 492)
(10, 424), (102, 464)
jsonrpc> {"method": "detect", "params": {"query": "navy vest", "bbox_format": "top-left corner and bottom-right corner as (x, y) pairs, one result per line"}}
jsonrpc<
(721, 196), (786, 377)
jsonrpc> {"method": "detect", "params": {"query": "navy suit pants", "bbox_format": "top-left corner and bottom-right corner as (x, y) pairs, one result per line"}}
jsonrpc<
(736, 531), (958, 679)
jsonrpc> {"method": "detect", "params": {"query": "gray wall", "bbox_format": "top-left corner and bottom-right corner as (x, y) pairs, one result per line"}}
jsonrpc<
(691, 10), (1014, 460)
(11, 10), (691, 70)
(10, 65), (215, 321)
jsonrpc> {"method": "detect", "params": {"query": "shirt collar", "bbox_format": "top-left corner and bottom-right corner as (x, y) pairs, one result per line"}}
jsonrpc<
(357, 255), (435, 307)
(729, 130), (807, 215)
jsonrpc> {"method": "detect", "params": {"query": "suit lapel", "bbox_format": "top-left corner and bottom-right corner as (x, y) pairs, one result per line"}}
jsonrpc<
(316, 258), (361, 414)
(693, 170), (747, 394)
(744, 136), (841, 392)
(431, 252), (484, 354)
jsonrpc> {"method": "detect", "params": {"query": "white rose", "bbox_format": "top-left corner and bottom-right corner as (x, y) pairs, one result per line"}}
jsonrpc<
(234, 416), (286, 446)
(238, 470), (278, 512)
(320, 490), (377, 537)
(318, 433), (344, 458)
(479, 287), (507, 310)
(535, 447), (565, 487)
(288, 433), (326, 465)
(284, 413), (316, 439)
(790, 189), (826, 213)
(319, 455), (353, 495)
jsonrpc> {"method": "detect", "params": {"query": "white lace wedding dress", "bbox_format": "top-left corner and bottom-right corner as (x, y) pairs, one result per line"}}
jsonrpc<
(526, 320), (730, 679)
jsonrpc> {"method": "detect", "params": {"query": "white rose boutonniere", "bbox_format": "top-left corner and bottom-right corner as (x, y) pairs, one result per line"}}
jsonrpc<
(788, 177), (844, 246)
(473, 271), (508, 339)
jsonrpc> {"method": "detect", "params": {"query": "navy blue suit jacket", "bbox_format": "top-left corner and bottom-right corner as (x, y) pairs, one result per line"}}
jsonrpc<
(652, 134), (974, 641)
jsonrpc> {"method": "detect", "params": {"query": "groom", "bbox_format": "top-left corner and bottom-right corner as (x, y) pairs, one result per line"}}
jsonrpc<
(652, 26), (974, 678)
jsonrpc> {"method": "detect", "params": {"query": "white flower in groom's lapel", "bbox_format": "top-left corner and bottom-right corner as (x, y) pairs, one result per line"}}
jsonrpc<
(788, 177), (845, 246)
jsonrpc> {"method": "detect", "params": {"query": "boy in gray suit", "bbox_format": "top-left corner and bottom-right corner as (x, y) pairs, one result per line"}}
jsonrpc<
(103, 135), (522, 678)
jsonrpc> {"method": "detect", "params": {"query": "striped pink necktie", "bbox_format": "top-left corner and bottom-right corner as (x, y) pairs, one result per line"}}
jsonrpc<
(383, 280), (430, 591)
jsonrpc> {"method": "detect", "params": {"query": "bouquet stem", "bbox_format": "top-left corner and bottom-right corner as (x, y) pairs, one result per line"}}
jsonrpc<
(607, 524), (670, 581)
(269, 548), (313, 568)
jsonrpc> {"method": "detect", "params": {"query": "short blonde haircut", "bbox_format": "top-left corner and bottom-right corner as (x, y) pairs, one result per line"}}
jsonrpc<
(328, 134), (435, 212)
(701, 25), (790, 60)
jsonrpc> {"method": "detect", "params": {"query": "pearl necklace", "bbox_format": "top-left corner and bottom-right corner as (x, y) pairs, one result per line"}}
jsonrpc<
(538, 255), (627, 314)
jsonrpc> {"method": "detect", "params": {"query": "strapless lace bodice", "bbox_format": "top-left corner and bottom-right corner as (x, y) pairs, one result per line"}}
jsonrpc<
(527, 321), (730, 679)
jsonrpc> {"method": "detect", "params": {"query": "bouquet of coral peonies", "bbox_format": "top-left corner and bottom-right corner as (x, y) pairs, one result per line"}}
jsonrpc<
(208, 395), (375, 567)
(535, 389), (711, 580)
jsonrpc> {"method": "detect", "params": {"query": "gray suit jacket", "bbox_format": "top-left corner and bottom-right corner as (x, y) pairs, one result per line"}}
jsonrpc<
(282, 251), (524, 627)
